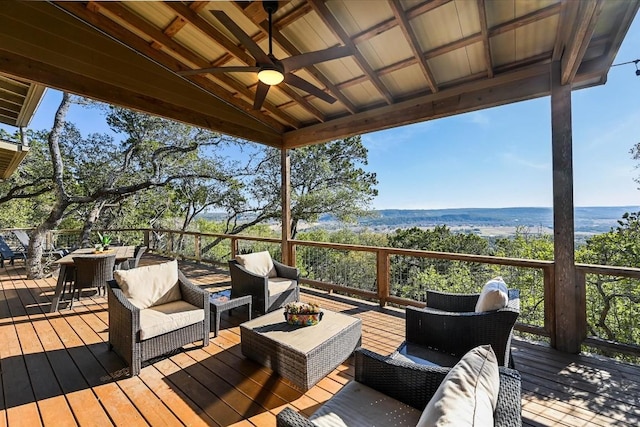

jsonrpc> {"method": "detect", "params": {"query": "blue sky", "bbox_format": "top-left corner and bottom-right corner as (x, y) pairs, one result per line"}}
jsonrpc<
(3, 14), (639, 210)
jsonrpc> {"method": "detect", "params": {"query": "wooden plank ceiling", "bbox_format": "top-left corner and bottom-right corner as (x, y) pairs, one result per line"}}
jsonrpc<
(0, 1), (638, 148)
(0, 73), (44, 179)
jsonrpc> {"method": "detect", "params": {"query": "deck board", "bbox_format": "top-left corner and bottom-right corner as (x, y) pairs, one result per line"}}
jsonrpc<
(1, 257), (639, 426)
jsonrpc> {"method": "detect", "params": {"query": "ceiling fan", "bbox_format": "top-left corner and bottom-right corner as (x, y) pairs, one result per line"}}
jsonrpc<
(178, 1), (351, 110)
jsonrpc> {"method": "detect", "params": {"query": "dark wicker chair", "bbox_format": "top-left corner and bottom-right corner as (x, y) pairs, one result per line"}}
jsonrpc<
(396, 289), (520, 368)
(107, 270), (210, 376)
(72, 254), (116, 305)
(276, 348), (522, 427)
(118, 245), (147, 270)
(228, 256), (299, 315)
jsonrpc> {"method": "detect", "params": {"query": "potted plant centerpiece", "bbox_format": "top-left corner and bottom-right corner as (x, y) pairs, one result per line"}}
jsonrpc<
(283, 301), (323, 326)
(94, 232), (112, 253)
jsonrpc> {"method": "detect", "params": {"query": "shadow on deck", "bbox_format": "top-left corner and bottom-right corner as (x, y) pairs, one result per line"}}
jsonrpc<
(0, 255), (638, 426)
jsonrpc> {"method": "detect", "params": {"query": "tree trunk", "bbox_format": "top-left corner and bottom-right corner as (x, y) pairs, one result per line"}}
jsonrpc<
(80, 200), (106, 248)
(26, 93), (72, 279)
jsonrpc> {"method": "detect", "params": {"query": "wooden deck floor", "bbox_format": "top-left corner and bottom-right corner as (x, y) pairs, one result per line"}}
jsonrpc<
(1, 257), (638, 426)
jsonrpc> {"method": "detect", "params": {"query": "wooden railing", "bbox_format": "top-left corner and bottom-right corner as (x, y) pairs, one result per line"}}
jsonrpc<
(3, 227), (639, 357)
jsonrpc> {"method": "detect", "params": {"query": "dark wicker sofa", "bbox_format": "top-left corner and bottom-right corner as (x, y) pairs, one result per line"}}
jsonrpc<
(277, 348), (522, 427)
(107, 270), (210, 376)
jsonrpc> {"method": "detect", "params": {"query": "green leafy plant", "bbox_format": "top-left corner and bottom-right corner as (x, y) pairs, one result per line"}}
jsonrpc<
(97, 232), (112, 249)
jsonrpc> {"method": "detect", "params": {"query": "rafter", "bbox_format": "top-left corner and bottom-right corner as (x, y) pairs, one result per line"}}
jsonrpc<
(92, 2), (300, 129)
(476, 0), (493, 78)
(54, 2), (289, 134)
(309, 0), (394, 105)
(230, 3), (330, 122)
(284, 62), (552, 148)
(389, 0), (438, 93)
(561, 0), (604, 85)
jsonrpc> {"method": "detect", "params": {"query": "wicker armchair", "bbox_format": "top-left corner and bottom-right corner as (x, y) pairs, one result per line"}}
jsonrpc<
(118, 245), (147, 270)
(396, 289), (520, 368)
(276, 348), (522, 427)
(229, 251), (299, 315)
(107, 268), (210, 376)
(72, 253), (116, 300)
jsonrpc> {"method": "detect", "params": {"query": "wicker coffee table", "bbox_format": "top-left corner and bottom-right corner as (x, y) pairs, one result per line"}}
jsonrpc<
(240, 309), (362, 390)
(209, 290), (252, 337)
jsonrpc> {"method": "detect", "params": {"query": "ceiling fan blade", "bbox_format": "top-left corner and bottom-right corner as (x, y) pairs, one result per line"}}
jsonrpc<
(284, 73), (336, 104)
(281, 45), (351, 72)
(253, 81), (271, 110)
(210, 10), (272, 65)
(178, 66), (260, 76)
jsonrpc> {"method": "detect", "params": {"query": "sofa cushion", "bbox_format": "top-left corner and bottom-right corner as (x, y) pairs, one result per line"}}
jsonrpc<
(309, 380), (422, 427)
(417, 345), (500, 427)
(114, 259), (182, 309)
(236, 251), (277, 278)
(475, 277), (509, 312)
(268, 277), (296, 296)
(139, 300), (204, 340)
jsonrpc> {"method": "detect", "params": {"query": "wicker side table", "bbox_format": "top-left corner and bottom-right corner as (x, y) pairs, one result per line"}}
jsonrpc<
(209, 290), (252, 337)
(240, 309), (362, 390)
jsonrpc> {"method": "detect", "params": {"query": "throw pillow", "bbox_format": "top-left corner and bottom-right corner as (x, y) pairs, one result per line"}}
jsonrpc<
(236, 251), (277, 278)
(114, 259), (182, 309)
(417, 345), (500, 427)
(475, 277), (509, 312)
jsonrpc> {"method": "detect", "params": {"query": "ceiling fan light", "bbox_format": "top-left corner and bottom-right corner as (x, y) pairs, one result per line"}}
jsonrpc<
(258, 68), (284, 85)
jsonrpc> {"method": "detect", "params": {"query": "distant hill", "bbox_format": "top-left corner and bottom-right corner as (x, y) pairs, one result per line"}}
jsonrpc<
(315, 206), (640, 235)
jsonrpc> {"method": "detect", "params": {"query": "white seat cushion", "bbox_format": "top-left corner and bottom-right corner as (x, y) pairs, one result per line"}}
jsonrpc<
(475, 277), (509, 312)
(236, 251), (277, 278)
(309, 381), (422, 427)
(114, 259), (182, 309)
(139, 300), (204, 341)
(417, 345), (500, 427)
(268, 277), (296, 296)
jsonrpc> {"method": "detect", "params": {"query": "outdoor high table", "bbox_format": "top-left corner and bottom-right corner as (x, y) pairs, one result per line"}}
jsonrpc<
(50, 246), (135, 312)
(240, 309), (362, 390)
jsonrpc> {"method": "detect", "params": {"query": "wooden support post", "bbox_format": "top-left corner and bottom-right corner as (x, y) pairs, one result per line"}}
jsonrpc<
(551, 61), (582, 353)
(543, 265), (556, 345)
(281, 148), (292, 265)
(194, 235), (201, 262)
(230, 237), (238, 259)
(143, 229), (150, 249)
(377, 249), (390, 307)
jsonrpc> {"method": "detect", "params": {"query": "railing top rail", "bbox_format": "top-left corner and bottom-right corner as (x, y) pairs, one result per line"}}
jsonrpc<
(142, 228), (282, 244)
(291, 238), (554, 269)
(576, 263), (640, 278)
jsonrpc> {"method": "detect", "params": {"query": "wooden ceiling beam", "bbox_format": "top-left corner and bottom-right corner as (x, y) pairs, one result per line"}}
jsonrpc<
(0, 89), (23, 106)
(85, 2), (298, 129)
(552, 0), (578, 61)
(476, 0), (494, 78)
(0, 48), (282, 146)
(309, 0), (394, 105)
(490, 2), (562, 36)
(229, 4), (330, 122)
(561, 0), (604, 85)
(0, 80), (28, 97)
(268, 28), (357, 115)
(164, 2), (255, 66)
(351, 0), (450, 45)
(389, 0), (438, 93)
(284, 62), (551, 148)
(166, 2), (322, 125)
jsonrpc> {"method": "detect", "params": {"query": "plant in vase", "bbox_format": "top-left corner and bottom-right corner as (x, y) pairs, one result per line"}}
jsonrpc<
(95, 232), (112, 252)
(283, 301), (323, 326)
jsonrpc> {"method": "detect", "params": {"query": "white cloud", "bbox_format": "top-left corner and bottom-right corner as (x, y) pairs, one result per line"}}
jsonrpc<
(501, 152), (549, 170)
(466, 111), (490, 126)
